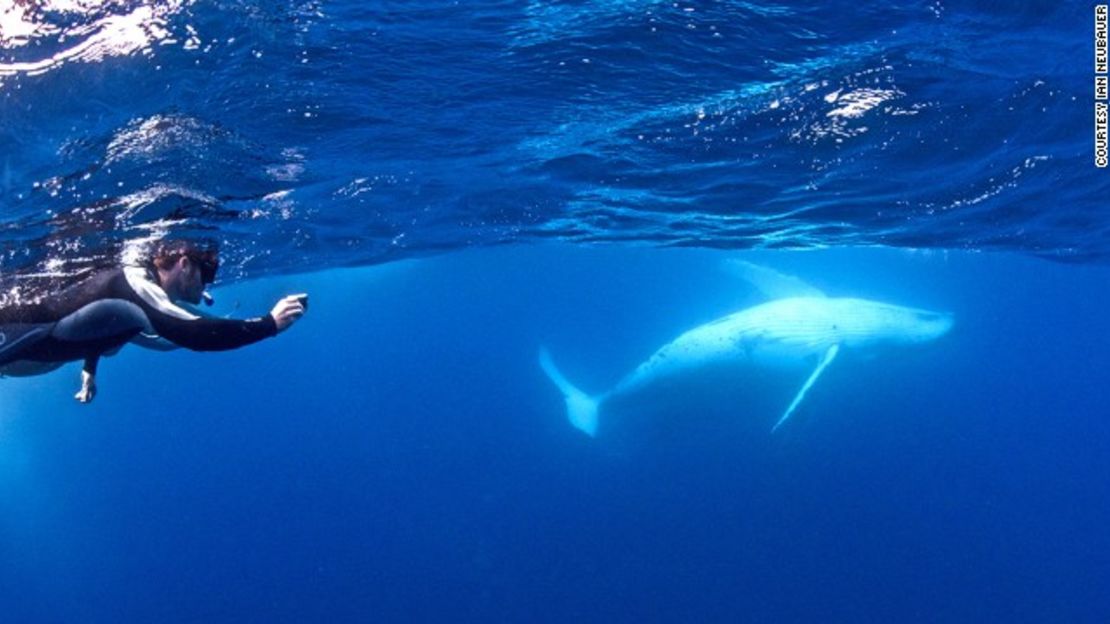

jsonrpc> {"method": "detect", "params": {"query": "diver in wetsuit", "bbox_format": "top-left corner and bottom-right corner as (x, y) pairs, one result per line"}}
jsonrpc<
(0, 240), (307, 403)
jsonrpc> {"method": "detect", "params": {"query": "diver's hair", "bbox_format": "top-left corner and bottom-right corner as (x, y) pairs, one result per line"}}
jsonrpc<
(149, 239), (220, 283)
(151, 239), (199, 270)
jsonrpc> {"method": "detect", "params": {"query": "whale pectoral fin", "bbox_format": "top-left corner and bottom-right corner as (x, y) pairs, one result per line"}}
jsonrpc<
(771, 344), (839, 433)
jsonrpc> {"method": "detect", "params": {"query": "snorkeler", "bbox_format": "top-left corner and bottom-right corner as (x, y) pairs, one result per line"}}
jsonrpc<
(0, 240), (307, 403)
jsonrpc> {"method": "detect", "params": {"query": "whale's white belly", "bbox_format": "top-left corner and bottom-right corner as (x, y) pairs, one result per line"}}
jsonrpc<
(613, 300), (839, 396)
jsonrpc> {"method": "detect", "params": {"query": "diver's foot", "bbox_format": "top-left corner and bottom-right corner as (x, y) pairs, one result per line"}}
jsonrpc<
(74, 372), (96, 404)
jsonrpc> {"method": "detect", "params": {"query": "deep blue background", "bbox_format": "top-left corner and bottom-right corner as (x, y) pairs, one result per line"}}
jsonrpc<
(2, 246), (1109, 622)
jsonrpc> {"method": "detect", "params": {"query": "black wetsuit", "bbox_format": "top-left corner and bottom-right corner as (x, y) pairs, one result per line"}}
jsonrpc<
(0, 266), (277, 374)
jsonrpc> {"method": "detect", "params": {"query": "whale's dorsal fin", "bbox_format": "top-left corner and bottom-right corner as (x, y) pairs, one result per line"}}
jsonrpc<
(724, 260), (826, 299)
(771, 343), (839, 433)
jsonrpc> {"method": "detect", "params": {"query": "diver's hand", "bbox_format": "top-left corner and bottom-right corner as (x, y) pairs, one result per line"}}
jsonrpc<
(74, 370), (96, 404)
(270, 293), (308, 332)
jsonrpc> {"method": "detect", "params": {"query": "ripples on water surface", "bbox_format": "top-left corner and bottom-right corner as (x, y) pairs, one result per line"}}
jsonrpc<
(0, 0), (1103, 297)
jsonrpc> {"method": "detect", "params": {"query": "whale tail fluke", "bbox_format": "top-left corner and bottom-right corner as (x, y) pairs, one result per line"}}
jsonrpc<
(538, 348), (601, 437)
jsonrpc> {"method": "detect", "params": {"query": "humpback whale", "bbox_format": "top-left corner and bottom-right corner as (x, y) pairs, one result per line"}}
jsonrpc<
(539, 262), (953, 436)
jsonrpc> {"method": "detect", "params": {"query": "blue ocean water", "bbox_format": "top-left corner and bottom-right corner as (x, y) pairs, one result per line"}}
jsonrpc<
(2, 1), (1109, 622)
